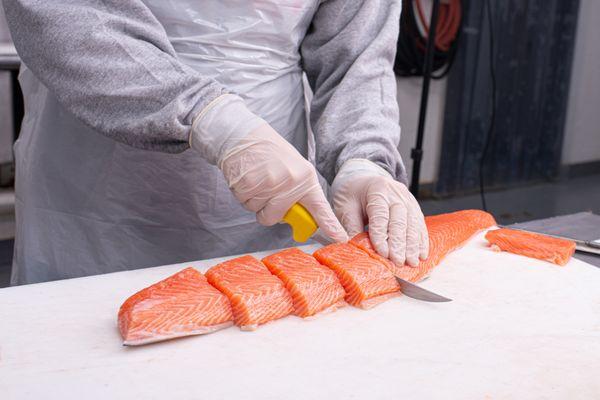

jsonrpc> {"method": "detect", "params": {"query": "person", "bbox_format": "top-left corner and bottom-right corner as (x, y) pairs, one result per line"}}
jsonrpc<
(4, 0), (429, 285)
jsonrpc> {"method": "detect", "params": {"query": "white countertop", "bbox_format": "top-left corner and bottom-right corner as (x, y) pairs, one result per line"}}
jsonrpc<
(1, 232), (599, 399)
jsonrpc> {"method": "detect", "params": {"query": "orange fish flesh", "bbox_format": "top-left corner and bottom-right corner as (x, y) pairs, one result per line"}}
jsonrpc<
(205, 255), (294, 330)
(262, 248), (346, 317)
(485, 228), (576, 266)
(118, 267), (233, 346)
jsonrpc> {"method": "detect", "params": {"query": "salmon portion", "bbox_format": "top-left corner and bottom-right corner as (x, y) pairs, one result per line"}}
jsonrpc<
(350, 233), (399, 275)
(262, 248), (346, 318)
(205, 255), (294, 330)
(118, 267), (233, 346)
(313, 243), (400, 309)
(350, 209), (496, 282)
(485, 228), (576, 266)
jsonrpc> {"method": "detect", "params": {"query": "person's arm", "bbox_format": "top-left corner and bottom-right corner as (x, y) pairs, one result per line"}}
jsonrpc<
(4, 0), (348, 240)
(301, 0), (429, 266)
(3, 0), (225, 153)
(301, 0), (406, 183)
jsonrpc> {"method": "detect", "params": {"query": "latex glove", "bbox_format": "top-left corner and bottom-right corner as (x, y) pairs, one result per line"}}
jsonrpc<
(331, 159), (429, 267)
(190, 94), (348, 242)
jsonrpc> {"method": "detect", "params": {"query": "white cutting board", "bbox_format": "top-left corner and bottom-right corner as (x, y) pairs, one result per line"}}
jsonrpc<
(1, 231), (599, 400)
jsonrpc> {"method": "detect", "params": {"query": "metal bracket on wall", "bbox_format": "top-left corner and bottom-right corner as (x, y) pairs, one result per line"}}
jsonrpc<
(0, 46), (22, 188)
(409, 0), (441, 199)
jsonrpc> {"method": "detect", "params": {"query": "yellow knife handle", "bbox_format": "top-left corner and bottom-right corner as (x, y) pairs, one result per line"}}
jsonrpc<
(282, 203), (318, 243)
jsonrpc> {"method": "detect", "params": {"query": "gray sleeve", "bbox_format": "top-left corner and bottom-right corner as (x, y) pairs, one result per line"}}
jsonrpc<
(301, 0), (407, 183)
(3, 0), (226, 153)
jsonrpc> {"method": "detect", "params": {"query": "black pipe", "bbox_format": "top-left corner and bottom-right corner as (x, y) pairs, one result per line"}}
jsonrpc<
(10, 69), (23, 141)
(409, 0), (441, 197)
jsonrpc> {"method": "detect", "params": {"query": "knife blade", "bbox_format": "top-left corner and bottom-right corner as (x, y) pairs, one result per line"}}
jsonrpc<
(283, 204), (452, 303)
(395, 277), (452, 302)
(309, 229), (335, 246)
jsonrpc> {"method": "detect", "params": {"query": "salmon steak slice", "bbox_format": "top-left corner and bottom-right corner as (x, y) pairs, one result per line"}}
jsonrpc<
(313, 243), (400, 309)
(350, 209), (497, 282)
(205, 255), (294, 330)
(118, 267), (234, 346)
(485, 228), (576, 266)
(349, 232), (399, 275)
(262, 248), (346, 318)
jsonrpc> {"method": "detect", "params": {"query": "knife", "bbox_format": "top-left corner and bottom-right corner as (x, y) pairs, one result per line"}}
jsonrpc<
(498, 225), (600, 256)
(283, 204), (452, 302)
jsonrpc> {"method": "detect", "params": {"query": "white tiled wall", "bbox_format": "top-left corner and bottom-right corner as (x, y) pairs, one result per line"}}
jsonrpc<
(562, 0), (600, 165)
(0, 5), (10, 41)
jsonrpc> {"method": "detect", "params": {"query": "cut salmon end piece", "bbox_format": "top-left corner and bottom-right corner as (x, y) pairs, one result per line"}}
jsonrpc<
(123, 321), (234, 346)
(485, 228), (576, 266)
(262, 248), (346, 318)
(118, 267), (233, 346)
(351, 209), (497, 283)
(205, 255), (294, 328)
(313, 243), (400, 307)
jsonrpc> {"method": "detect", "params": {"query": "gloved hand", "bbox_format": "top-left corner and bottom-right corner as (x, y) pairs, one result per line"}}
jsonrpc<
(190, 94), (348, 242)
(331, 159), (429, 267)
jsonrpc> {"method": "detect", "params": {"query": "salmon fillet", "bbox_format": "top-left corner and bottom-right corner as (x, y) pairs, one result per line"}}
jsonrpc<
(350, 209), (496, 282)
(262, 248), (346, 318)
(205, 255), (294, 330)
(118, 267), (233, 346)
(485, 228), (576, 266)
(313, 243), (401, 309)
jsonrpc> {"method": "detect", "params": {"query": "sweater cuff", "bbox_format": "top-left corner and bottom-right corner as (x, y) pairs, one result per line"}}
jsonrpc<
(189, 94), (266, 165)
(331, 158), (393, 193)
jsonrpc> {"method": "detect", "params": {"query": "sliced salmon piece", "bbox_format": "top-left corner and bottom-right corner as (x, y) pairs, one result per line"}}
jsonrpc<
(485, 228), (576, 266)
(262, 248), (346, 318)
(313, 243), (400, 309)
(350, 232), (399, 274)
(205, 255), (294, 330)
(350, 209), (496, 283)
(118, 267), (233, 346)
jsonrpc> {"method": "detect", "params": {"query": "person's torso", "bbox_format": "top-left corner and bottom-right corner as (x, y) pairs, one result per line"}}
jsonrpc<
(12, 0), (321, 284)
(145, 0), (318, 133)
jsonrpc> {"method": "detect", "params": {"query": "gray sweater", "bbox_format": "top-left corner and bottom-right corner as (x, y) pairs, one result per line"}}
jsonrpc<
(3, 0), (405, 183)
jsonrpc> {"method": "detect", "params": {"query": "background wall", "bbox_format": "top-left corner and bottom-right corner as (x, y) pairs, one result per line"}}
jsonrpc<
(0, 6), (9, 41)
(562, 0), (600, 166)
(398, 0), (600, 187)
(0, 1), (598, 185)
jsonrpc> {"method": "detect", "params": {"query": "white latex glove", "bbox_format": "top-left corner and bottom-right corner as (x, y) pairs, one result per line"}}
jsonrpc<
(190, 94), (348, 242)
(331, 159), (429, 267)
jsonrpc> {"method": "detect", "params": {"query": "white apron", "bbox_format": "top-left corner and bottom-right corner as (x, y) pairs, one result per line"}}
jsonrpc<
(12, 0), (320, 284)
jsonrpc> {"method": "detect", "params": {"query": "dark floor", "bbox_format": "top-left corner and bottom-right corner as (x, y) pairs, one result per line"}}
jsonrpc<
(1, 173), (599, 288)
